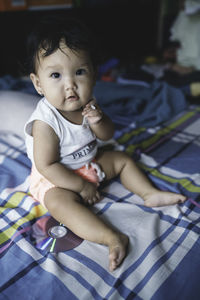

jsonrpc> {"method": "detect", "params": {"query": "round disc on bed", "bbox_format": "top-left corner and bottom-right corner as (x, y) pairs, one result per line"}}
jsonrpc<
(48, 225), (68, 239)
(34, 216), (83, 253)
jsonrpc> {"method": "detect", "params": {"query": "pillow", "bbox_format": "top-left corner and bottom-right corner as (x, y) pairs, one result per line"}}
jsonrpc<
(0, 91), (40, 139)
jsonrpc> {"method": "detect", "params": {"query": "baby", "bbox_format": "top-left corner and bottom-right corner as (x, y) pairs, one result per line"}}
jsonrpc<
(24, 16), (186, 272)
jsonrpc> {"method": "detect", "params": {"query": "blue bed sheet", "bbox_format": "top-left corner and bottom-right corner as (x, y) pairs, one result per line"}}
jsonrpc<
(0, 103), (200, 299)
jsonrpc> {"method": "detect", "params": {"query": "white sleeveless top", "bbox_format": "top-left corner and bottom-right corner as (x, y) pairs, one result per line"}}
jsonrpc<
(24, 97), (98, 170)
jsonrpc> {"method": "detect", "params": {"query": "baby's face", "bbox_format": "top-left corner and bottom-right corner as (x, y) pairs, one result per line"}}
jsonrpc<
(30, 41), (96, 115)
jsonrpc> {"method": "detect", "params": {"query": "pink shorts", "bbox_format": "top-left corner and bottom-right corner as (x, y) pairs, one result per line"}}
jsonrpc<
(29, 162), (105, 208)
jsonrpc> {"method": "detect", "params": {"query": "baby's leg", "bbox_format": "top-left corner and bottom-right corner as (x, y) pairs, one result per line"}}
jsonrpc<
(96, 151), (186, 207)
(44, 187), (129, 271)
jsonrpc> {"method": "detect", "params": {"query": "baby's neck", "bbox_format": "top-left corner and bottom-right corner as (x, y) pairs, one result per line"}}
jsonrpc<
(58, 109), (83, 125)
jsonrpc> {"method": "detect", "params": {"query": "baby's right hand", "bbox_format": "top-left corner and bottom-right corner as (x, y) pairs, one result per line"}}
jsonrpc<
(80, 181), (100, 205)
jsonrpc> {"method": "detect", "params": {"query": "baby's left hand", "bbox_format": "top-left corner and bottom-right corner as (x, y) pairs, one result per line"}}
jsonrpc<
(82, 99), (103, 125)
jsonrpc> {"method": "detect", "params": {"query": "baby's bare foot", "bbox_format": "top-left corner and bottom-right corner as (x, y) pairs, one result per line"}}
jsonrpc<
(144, 190), (186, 207)
(108, 233), (129, 272)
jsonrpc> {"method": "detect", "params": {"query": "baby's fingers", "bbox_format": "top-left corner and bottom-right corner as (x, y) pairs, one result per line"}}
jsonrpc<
(88, 192), (101, 205)
(85, 98), (97, 108)
(95, 191), (101, 202)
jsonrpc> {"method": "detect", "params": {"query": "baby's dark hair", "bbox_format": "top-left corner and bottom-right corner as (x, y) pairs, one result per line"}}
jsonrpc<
(26, 16), (99, 74)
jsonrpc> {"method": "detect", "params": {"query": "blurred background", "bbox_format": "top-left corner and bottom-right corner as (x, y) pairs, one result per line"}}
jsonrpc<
(0, 0), (182, 76)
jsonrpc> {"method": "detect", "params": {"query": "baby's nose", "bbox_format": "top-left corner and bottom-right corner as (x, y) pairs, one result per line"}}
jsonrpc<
(65, 78), (76, 90)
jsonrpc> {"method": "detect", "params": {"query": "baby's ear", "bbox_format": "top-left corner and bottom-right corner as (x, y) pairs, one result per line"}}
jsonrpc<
(30, 73), (43, 96)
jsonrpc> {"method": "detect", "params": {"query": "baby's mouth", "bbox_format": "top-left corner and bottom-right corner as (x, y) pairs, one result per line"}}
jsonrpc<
(67, 95), (79, 101)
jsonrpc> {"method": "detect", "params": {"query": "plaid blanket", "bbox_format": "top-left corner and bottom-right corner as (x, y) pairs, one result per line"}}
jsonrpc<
(0, 106), (200, 300)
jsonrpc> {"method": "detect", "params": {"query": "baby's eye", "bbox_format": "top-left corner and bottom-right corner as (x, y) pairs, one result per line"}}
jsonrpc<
(51, 72), (60, 79)
(76, 68), (86, 76)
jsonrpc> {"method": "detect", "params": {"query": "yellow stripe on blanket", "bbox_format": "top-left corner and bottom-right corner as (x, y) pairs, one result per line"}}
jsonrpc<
(2, 191), (30, 208)
(117, 128), (146, 144)
(139, 163), (200, 193)
(0, 191), (47, 245)
(123, 110), (197, 155)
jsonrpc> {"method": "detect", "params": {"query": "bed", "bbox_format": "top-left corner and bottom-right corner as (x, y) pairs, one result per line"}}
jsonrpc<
(0, 78), (200, 300)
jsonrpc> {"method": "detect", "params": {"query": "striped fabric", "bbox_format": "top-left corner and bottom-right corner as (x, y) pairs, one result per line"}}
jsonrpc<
(0, 106), (200, 300)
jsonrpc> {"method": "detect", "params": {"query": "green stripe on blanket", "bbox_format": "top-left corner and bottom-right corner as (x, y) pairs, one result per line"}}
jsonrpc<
(119, 109), (199, 155)
(117, 128), (146, 144)
(139, 163), (200, 193)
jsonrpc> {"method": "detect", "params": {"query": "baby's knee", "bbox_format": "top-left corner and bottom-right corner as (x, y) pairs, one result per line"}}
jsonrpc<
(44, 187), (60, 211)
(44, 187), (80, 211)
(113, 151), (133, 173)
(117, 151), (133, 165)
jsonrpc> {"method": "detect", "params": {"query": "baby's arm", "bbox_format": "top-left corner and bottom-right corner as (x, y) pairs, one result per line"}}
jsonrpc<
(32, 120), (100, 204)
(82, 100), (114, 141)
